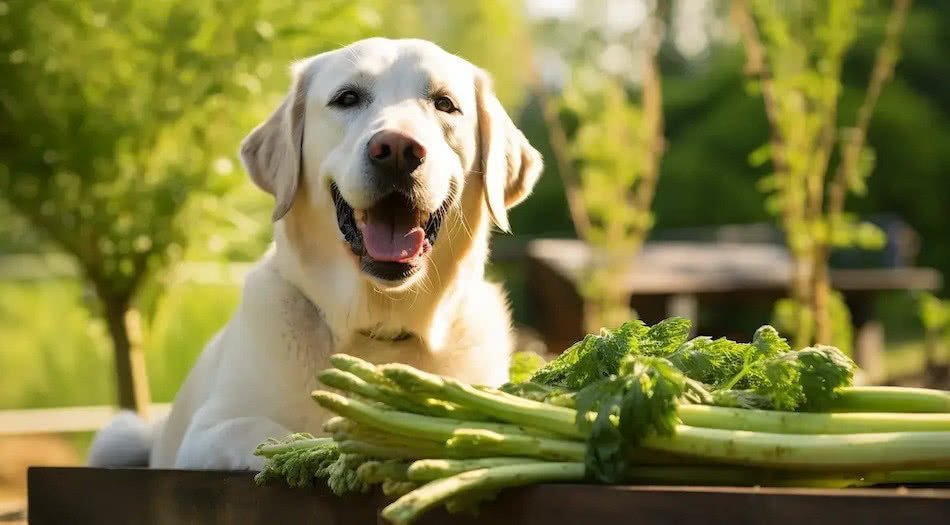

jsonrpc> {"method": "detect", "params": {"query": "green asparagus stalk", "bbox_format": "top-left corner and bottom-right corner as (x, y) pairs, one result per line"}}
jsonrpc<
(337, 440), (454, 460)
(356, 460), (411, 484)
(678, 404), (950, 434)
(382, 479), (421, 498)
(318, 368), (489, 421)
(446, 429), (585, 462)
(407, 458), (545, 482)
(828, 386), (950, 413)
(643, 425), (950, 471)
(381, 463), (586, 525)
(311, 391), (555, 441)
(380, 364), (584, 439)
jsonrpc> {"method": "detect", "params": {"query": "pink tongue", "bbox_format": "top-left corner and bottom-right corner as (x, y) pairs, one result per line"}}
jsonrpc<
(361, 222), (426, 263)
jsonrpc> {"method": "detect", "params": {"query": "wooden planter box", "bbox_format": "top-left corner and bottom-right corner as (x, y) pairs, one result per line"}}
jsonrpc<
(27, 467), (950, 524)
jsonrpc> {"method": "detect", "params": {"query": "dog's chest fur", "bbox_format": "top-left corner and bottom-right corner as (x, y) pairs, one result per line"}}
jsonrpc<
(274, 270), (513, 433)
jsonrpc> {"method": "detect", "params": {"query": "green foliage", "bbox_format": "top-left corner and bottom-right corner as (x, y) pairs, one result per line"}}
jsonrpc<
(560, 75), (653, 248)
(666, 337), (750, 387)
(0, 280), (114, 408)
(638, 317), (692, 357)
(772, 291), (854, 356)
(0, 0), (377, 301)
(739, 0), (912, 350)
(748, 1), (875, 255)
(529, 320), (647, 390)
(0, 278), (240, 411)
(919, 293), (950, 333)
(919, 293), (950, 354)
(527, 316), (854, 413)
(576, 356), (685, 483)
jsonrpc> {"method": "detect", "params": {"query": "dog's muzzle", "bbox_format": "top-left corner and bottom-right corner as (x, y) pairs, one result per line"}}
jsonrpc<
(331, 182), (453, 282)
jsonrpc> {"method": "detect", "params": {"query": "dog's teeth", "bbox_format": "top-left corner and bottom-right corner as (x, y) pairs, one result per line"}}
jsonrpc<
(355, 209), (367, 226)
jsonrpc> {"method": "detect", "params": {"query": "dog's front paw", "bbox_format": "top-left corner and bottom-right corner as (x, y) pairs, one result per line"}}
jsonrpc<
(175, 416), (290, 471)
(176, 442), (268, 471)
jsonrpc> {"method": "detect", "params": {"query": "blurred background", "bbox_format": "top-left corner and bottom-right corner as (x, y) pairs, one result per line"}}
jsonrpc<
(1, 0), (949, 516)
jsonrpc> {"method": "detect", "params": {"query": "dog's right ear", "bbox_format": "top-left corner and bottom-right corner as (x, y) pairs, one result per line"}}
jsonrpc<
(239, 57), (317, 222)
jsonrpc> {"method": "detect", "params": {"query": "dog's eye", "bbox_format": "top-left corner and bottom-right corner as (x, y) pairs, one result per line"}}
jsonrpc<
(434, 96), (458, 114)
(331, 90), (361, 108)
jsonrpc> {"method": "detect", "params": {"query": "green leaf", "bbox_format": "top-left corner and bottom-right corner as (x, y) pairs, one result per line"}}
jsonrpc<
(751, 325), (791, 358)
(573, 377), (621, 431)
(584, 388), (626, 483)
(756, 353), (803, 411)
(666, 336), (749, 386)
(638, 317), (691, 357)
(530, 319), (646, 390)
(581, 356), (686, 483)
(749, 144), (772, 167)
(794, 345), (855, 411)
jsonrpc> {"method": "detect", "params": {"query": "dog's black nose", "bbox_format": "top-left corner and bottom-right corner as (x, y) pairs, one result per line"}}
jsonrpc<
(367, 130), (426, 179)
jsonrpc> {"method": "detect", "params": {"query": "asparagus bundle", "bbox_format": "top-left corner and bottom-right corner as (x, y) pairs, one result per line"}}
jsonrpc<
(254, 318), (950, 525)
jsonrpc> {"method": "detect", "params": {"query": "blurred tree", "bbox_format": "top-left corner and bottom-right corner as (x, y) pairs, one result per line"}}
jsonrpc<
(527, 1), (667, 330)
(734, 0), (910, 349)
(0, 0), (378, 412)
(918, 293), (950, 385)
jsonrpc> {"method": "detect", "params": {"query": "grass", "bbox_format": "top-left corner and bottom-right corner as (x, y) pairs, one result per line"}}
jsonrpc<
(0, 279), (241, 410)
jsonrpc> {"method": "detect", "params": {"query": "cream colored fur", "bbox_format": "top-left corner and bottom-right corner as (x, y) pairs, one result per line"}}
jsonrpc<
(88, 37), (542, 470)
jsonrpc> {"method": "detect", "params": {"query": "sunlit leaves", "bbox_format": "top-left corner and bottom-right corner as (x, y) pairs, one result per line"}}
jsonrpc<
(561, 74), (652, 250)
(0, 0), (380, 298)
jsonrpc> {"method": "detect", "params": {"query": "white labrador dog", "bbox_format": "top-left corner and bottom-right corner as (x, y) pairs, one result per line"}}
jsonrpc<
(88, 37), (542, 470)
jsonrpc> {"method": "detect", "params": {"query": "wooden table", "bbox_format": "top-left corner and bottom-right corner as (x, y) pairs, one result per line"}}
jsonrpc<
(27, 467), (950, 525)
(525, 239), (943, 380)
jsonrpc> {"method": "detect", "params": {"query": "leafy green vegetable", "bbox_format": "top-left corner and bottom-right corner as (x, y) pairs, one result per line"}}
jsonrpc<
(789, 345), (855, 411)
(717, 325), (791, 390)
(529, 319), (645, 389)
(638, 317), (692, 357)
(666, 336), (749, 386)
(507, 351), (547, 384)
(254, 317), (949, 525)
(576, 356), (686, 482)
(527, 318), (853, 413)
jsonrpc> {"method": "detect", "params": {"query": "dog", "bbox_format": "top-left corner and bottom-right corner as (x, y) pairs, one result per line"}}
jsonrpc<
(87, 37), (543, 470)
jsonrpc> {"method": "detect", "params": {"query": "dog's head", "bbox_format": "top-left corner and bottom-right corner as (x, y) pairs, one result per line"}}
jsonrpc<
(240, 38), (541, 289)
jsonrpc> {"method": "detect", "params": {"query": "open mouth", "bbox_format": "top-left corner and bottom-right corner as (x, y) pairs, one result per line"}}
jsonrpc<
(332, 183), (453, 281)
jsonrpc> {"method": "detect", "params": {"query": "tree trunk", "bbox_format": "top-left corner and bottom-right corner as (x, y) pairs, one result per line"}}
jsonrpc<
(102, 297), (151, 417)
(812, 249), (832, 345)
(790, 254), (813, 349)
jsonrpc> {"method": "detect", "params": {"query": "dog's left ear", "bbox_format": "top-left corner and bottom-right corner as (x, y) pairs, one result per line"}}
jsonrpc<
(475, 70), (543, 232)
(239, 57), (317, 222)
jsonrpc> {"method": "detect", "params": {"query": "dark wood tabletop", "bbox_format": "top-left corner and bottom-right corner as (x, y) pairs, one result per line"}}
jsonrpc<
(27, 467), (950, 525)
